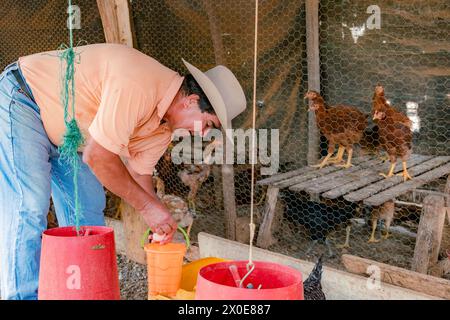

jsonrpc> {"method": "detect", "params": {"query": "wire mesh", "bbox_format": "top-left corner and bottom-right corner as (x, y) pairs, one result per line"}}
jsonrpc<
(0, 0), (448, 276)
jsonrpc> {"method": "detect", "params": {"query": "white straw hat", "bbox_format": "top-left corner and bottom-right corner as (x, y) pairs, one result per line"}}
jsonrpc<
(182, 59), (247, 130)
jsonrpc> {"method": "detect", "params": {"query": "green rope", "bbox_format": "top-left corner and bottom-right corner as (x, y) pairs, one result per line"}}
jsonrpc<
(58, 0), (84, 233)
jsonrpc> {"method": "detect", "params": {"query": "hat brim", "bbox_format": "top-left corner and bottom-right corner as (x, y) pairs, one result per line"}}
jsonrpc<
(182, 59), (231, 130)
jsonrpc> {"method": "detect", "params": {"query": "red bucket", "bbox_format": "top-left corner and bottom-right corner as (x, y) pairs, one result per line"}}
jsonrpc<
(38, 226), (120, 300)
(195, 261), (303, 300)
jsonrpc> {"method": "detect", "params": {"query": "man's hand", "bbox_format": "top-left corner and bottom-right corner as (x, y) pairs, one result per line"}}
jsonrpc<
(140, 202), (177, 244)
(83, 137), (177, 243)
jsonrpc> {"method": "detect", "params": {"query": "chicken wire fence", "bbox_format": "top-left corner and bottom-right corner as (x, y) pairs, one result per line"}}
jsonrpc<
(0, 0), (449, 273)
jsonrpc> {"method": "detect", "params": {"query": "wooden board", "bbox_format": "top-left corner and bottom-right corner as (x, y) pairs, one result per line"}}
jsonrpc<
(345, 156), (450, 203)
(364, 162), (450, 206)
(273, 156), (371, 189)
(322, 155), (431, 199)
(257, 166), (311, 186)
(290, 158), (381, 193)
(198, 232), (441, 300)
(342, 254), (450, 300)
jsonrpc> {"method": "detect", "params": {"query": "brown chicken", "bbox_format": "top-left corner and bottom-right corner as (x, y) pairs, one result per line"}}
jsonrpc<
(368, 200), (395, 243)
(178, 164), (211, 211)
(372, 86), (413, 181)
(373, 85), (412, 128)
(153, 175), (194, 235)
(304, 91), (368, 169)
(177, 140), (218, 211)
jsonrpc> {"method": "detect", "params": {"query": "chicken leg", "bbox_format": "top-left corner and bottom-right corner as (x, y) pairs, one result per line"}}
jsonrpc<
(328, 145), (345, 164)
(311, 153), (334, 169)
(380, 162), (396, 179)
(336, 225), (351, 248)
(336, 147), (354, 169)
(368, 219), (380, 243)
(396, 161), (412, 181)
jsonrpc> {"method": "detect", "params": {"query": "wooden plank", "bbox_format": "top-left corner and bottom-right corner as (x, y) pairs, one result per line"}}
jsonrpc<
(290, 158), (381, 193)
(345, 156), (450, 203)
(411, 195), (447, 274)
(274, 156), (371, 189)
(305, 0), (320, 165)
(364, 161), (450, 206)
(257, 166), (311, 186)
(198, 232), (441, 300)
(342, 254), (450, 300)
(256, 186), (280, 249)
(97, 0), (135, 47)
(323, 154), (431, 199)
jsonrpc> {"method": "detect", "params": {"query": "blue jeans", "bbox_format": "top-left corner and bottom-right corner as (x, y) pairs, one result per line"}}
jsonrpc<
(0, 62), (106, 300)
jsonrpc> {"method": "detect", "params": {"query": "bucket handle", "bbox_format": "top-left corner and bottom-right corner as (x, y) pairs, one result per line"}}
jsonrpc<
(140, 226), (190, 249)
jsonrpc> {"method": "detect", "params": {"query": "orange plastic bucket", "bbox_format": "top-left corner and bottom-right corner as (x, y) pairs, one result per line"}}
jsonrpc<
(144, 242), (186, 297)
(38, 226), (120, 300)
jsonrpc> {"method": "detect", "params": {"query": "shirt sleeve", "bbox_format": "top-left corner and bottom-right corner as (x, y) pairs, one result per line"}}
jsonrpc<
(127, 130), (172, 175)
(88, 78), (151, 155)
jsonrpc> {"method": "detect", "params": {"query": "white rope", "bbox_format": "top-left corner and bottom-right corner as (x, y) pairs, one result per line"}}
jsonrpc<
(240, 0), (259, 287)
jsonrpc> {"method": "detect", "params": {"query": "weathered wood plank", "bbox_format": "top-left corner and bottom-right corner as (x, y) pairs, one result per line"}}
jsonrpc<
(257, 166), (311, 186)
(344, 156), (450, 203)
(290, 158), (381, 193)
(322, 155), (431, 199)
(411, 196), (447, 274)
(364, 161), (450, 206)
(274, 156), (371, 189)
(342, 254), (450, 300)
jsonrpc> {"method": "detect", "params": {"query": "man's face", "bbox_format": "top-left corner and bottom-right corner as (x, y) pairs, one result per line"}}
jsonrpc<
(170, 94), (221, 137)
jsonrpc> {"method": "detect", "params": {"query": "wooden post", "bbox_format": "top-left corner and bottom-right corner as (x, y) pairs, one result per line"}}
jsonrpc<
(97, 0), (135, 47)
(119, 202), (147, 264)
(256, 186), (280, 248)
(445, 175), (450, 224)
(97, 0), (144, 262)
(203, 0), (237, 240)
(411, 195), (446, 274)
(305, 0), (320, 165)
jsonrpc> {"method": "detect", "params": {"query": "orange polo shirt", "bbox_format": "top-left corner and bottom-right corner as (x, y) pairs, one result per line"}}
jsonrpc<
(18, 43), (183, 175)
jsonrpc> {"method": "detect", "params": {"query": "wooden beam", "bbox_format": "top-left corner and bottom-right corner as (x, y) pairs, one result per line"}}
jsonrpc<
(411, 195), (446, 274)
(97, 0), (135, 47)
(305, 0), (320, 165)
(342, 254), (450, 300)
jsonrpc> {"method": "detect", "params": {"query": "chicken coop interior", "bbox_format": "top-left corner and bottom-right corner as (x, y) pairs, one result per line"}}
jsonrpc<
(1, 0), (449, 299)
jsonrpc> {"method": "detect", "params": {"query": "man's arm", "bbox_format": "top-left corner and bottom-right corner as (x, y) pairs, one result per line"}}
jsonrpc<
(82, 137), (177, 242)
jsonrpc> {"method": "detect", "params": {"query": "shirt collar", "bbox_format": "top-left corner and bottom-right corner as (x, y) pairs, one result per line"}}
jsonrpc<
(157, 74), (184, 119)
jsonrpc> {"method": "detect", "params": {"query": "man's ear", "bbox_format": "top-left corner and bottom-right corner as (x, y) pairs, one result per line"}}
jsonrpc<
(185, 94), (200, 108)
